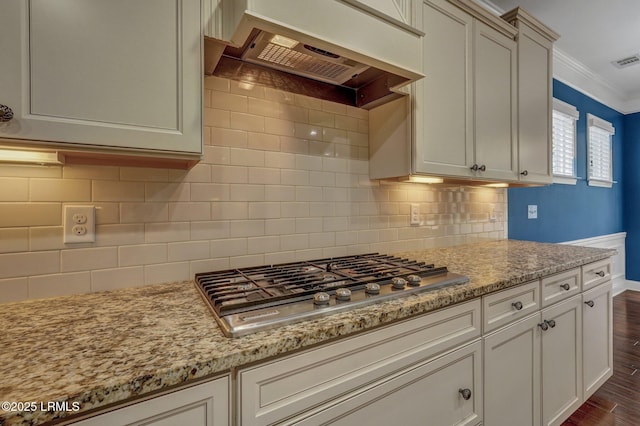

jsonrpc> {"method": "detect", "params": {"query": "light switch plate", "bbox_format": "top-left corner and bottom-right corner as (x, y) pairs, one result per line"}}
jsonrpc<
(527, 205), (538, 219)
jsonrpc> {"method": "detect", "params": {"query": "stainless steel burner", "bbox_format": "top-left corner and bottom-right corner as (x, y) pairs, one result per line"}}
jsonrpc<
(195, 253), (468, 337)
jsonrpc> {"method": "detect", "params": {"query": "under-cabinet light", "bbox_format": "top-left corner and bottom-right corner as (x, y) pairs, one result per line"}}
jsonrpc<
(483, 183), (509, 188)
(0, 148), (63, 165)
(406, 176), (444, 184)
(270, 34), (299, 49)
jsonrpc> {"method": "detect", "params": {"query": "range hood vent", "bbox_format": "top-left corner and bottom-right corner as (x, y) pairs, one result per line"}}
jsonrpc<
(204, 0), (424, 109)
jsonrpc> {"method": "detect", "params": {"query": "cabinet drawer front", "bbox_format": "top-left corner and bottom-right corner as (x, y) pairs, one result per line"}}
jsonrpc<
(582, 259), (611, 291)
(483, 281), (540, 333)
(288, 340), (483, 426)
(541, 268), (581, 307)
(239, 300), (481, 426)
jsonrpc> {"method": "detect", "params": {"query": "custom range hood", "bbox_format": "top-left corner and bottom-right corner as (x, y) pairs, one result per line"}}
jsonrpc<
(204, 0), (425, 109)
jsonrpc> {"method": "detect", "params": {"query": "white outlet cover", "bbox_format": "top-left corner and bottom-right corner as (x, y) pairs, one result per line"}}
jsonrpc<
(527, 205), (538, 219)
(64, 205), (96, 243)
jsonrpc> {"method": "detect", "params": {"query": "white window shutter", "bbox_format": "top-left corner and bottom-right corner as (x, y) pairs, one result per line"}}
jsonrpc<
(587, 113), (614, 188)
(552, 99), (578, 184)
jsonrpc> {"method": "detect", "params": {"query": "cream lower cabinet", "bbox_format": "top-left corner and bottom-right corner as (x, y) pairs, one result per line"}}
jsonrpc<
(540, 295), (583, 426)
(238, 299), (482, 426)
(484, 295), (582, 426)
(73, 376), (229, 426)
(0, 0), (202, 157)
(582, 282), (613, 399)
(484, 313), (541, 426)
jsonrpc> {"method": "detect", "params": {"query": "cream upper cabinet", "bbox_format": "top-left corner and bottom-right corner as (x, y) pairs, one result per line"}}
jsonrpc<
(370, 0), (518, 181)
(502, 8), (559, 184)
(0, 0), (202, 157)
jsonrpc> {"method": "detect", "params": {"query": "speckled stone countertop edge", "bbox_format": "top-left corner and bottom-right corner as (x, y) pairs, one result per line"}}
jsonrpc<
(0, 241), (617, 426)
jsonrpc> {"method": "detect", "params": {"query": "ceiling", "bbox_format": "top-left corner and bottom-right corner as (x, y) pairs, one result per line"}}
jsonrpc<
(479, 0), (640, 113)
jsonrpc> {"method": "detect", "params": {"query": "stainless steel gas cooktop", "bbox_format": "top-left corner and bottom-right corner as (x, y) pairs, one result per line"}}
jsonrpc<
(195, 253), (468, 337)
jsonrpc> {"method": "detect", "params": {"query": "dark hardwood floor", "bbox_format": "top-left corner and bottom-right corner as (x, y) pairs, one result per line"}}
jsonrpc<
(563, 290), (640, 425)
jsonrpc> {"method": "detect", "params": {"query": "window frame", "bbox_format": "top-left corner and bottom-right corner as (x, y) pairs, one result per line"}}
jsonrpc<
(552, 98), (579, 185)
(587, 113), (614, 188)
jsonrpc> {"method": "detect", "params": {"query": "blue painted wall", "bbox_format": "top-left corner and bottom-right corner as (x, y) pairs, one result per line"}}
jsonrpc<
(623, 113), (640, 279)
(508, 80), (624, 243)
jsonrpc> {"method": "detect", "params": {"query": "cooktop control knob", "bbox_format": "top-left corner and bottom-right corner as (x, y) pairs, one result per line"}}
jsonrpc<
(392, 277), (407, 289)
(365, 283), (381, 294)
(407, 275), (422, 286)
(313, 292), (331, 306)
(335, 288), (352, 301)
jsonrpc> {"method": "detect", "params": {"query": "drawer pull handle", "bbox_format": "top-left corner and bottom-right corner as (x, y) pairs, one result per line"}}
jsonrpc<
(512, 301), (523, 310)
(538, 322), (549, 331)
(560, 283), (570, 291)
(546, 319), (556, 328)
(585, 300), (595, 308)
(459, 388), (472, 400)
(595, 271), (606, 277)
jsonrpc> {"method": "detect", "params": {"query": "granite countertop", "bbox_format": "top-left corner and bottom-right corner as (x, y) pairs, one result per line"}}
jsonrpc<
(0, 240), (616, 425)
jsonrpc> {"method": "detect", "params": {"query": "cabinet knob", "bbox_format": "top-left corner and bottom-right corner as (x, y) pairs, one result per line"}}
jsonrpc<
(0, 104), (14, 123)
(545, 319), (556, 328)
(459, 388), (472, 400)
(512, 301), (523, 310)
(560, 283), (570, 291)
(479, 164), (486, 172)
(470, 164), (479, 171)
(595, 271), (606, 277)
(585, 300), (595, 308)
(538, 321), (549, 331)
(520, 170), (529, 176)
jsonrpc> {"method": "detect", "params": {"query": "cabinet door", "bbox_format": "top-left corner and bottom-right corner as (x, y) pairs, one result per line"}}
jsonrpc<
(73, 377), (229, 426)
(582, 281), (613, 399)
(0, 0), (202, 154)
(516, 22), (554, 184)
(414, 0), (474, 177)
(288, 341), (483, 426)
(484, 312), (541, 426)
(541, 295), (583, 426)
(473, 20), (518, 181)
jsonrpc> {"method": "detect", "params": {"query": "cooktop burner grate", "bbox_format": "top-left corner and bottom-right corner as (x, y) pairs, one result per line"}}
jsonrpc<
(194, 253), (468, 337)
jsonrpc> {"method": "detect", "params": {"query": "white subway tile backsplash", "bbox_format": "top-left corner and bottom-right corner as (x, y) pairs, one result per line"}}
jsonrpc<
(168, 241), (210, 262)
(29, 226), (64, 251)
(210, 238), (247, 258)
(229, 148), (265, 167)
(0, 204), (61, 228)
(0, 278), (28, 303)
(91, 266), (145, 292)
(0, 76), (507, 304)
(61, 247), (117, 273)
(120, 203), (169, 223)
(144, 262), (190, 284)
(230, 220), (265, 237)
(0, 178), (28, 201)
(119, 244), (167, 267)
(93, 181), (144, 202)
(29, 272), (91, 299)
(0, 228), (28, 253)
(145, 222), (190, 243)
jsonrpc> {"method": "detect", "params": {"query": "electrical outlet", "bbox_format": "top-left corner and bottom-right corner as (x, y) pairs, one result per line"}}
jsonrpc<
(410, 204), (420, 226)
(64, 205), (96, 243)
